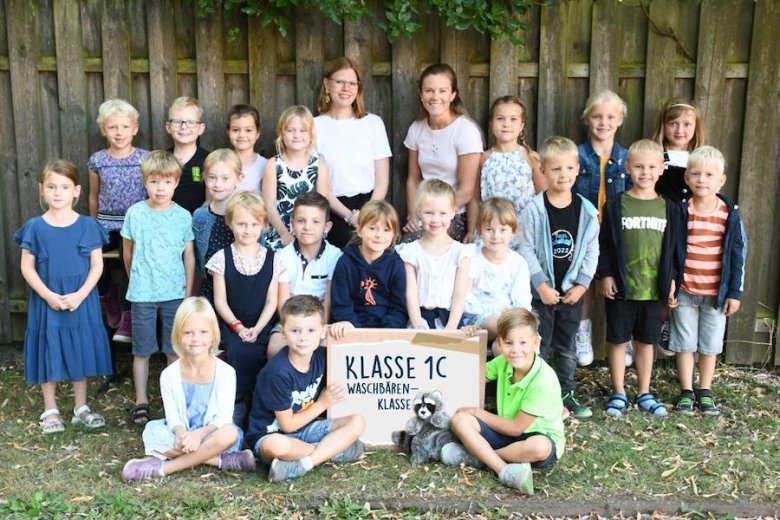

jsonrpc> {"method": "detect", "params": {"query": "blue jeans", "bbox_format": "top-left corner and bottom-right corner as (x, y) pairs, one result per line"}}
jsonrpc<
(533, 298), (583, 394)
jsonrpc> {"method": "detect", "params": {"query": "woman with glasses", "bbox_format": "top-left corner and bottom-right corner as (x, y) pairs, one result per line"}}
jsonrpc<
(314, 57), (392, 248)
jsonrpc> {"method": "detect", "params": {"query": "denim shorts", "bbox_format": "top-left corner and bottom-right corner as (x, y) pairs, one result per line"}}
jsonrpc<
(253, 418), (334, 463)
(475, 418), (557, 469)
(669, 290), (727, 355)
(131, 300), (181, 356)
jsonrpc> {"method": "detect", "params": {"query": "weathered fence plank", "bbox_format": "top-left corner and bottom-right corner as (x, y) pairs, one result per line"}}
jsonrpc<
(101, 0), (130, 101)
(642, 0), (679, 137)
(726, 0), (780, 364)
(147, 0), (178, 150)
(294, 7), (324, 115)
(194, 4), (225, 149)
(537, 1), (568, 144)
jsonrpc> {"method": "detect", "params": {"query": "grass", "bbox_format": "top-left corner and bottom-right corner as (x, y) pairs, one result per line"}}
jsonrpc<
(0, 345), (778, 518)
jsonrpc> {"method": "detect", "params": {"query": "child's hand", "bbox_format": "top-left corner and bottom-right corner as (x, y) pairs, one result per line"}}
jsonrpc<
(410, 320), (429, 330)
(60, 292), (86, 312)
(318, 383), (346, 409)
(600, 277), (618, 300)
(176, 430), (201, 453)
(561, 285), (587, 305)
(667, 280), (678, 308)
(538, 283), (560, 305)
(44, 293), (65, 311)
(327, 321), (354, 341)
(724, 298), (741, 316)
(346, 209), (360, 228)
(460, 324), (480, 337)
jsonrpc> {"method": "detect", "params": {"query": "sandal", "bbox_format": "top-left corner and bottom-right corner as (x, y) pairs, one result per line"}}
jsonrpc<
(636, 393), (668, 417)
(130, 403), (150, 426)
(72, 404), (106, 429)
(40, 409), (65, 434)
(605, 393), (628, 417)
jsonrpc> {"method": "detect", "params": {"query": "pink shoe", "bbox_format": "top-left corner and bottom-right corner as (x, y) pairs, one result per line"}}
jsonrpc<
(99, 287), (121, 329)
(122, 457), (163, 481)
(113, 311), (132, 343)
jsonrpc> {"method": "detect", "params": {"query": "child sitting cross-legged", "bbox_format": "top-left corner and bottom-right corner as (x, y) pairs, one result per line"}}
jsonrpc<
(122, 297), (255, 481)
(445, 308), (565, 494)
(246, 295), (366, 482)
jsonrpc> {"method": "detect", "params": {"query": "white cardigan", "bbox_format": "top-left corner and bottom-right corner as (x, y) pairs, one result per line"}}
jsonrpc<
(160, 357), (236, 431)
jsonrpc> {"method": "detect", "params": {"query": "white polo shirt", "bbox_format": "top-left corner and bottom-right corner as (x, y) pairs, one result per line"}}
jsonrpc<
(277, 240), (342, 300)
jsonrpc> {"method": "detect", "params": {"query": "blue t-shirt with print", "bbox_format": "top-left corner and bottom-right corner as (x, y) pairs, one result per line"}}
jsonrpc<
(246, 347), (326, 449)
(121, 201), (194, 302)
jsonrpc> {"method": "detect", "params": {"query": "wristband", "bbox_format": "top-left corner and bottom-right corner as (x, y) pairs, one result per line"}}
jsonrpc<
(229, 321), (243, 333)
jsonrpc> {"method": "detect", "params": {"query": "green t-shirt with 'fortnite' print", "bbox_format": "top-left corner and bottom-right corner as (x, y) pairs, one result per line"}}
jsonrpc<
(620, 193), (667, 300)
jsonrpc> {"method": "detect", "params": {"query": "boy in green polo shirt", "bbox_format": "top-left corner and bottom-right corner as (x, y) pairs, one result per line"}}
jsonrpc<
(444, 308), (564, 494)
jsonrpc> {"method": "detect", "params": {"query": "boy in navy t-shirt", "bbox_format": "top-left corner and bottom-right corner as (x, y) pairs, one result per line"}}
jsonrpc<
(245, 295), (365, 482)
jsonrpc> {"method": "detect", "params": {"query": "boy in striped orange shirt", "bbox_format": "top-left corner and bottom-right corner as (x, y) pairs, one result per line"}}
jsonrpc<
(669, 146), (746, 416)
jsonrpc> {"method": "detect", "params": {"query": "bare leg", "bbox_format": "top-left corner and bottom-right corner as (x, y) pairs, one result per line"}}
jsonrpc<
(607, 342), (628, 394)
(42, 382), (58, 411)
(261, 415), (364, 465)
(633, 341), (654, 394)
(161, 425), (238, 475)
(72, 379), (88, 410)
(697, 354), (717, 389)
(133, 356), (150, 405)
(676, 352), (695, 390)
(449, 411), (505, 475)
(495, 436), (552, 465)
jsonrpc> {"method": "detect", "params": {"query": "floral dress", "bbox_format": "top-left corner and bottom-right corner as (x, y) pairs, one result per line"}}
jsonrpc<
(264, 154), (319, 251)
(480, 148), (535, 249)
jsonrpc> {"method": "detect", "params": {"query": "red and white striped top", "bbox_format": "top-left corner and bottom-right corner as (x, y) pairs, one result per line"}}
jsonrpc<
(681, 198), (728, 296)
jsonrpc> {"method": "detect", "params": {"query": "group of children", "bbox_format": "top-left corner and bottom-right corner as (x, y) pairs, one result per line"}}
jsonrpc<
(16, 88), (746, 493)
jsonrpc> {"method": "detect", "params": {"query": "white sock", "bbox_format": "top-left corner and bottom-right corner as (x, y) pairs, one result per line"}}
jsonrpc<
(300, 456), (314, 471)
(159, 461), (166, 477)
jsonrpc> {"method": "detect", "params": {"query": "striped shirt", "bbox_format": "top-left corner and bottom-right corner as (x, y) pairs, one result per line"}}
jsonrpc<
(681, 198), (728, 296)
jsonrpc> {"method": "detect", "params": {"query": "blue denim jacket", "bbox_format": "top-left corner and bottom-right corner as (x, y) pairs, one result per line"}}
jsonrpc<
(192, 206), (215, 276)
(574, 140), (631, 208)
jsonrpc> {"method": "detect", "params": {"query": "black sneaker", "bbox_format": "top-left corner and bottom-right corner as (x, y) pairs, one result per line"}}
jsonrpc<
(562, 391), (592, 419)
(696, 389), (720, 416)
(675, 390), (695, 415)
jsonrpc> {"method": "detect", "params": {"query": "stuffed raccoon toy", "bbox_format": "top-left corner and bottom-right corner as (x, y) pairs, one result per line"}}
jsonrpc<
(391, 390), (456, 466)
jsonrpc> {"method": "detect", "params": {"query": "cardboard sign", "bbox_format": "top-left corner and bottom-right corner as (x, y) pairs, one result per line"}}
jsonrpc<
(327, 329), (486, 446)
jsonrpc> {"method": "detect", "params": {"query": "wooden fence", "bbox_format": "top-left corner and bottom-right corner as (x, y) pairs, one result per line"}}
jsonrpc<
(0, 0), (778, 365)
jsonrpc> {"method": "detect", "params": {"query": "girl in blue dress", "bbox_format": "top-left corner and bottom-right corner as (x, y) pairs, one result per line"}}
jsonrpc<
(15, 160), (113, 434)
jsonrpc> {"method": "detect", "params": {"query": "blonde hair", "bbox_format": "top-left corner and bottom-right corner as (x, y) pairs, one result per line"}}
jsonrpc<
(275, 105), (317, 156)
(652, 98), (706, 151)
(317, 57), (366, 118)
(141, 150), (182, 181)
(353, 200), (400, 246)
(477, 197), (518, 233)
(97, 99), (139, 128)
(627, 139), (664, 161)
(581, 89), (627, 120)
(539, 136), (579, 166)
(171, 297), (220, 357)
(414, 179), (456, 215)
(168, 96), (203, 120)
(204, 148), (242, 179)
(687, 145), (725, 174)
(497, 308), (540, 340)
(225, 190), (267, 227)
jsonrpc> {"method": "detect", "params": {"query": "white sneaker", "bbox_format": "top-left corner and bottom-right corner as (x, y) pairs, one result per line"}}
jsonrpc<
(575, 321), (594, 366)
(625, 340), (634, 367)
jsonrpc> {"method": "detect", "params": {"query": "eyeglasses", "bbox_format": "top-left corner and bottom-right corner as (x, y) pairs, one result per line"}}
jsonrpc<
(168, 119), (202, 128)
(329, 78), (360, 90)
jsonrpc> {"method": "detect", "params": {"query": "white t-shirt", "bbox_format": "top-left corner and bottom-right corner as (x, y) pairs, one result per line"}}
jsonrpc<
(396, 240), (472, 309)
(666, 149), (689, 168)
(277, 240), (342, 301)
(238, 153), (267, 193)
(315, 114), (392, 197)
(403, 116), (483, 190)
(464, 247), (532, 319)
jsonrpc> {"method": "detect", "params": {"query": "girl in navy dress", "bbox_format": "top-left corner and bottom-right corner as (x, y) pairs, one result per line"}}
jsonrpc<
(15, 160), (113, 433)
(208, 191), (285, 427)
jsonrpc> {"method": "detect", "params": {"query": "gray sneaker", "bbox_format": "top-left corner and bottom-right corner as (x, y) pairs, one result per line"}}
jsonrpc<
(440, 442), (484, 468)
(122, 457), (164, 482)
(269, 458), (310, 482)
(220, 449), (256, 472)
(498, 463), (534, 494)
(331, 440), (365, 463)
